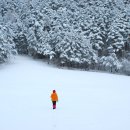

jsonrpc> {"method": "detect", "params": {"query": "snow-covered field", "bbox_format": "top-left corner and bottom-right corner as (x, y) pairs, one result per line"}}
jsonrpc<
(0, 56), (130, 130)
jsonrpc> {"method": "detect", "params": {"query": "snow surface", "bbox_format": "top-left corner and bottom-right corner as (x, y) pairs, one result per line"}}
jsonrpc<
(0, 56), (130, 130)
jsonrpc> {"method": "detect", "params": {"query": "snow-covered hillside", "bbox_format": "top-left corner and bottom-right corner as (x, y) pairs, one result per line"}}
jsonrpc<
(0, 56), (130, 130)
(1, 0), (130, 74)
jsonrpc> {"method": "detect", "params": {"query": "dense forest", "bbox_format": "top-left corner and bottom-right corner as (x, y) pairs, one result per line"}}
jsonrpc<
(0, 0), (130, 75)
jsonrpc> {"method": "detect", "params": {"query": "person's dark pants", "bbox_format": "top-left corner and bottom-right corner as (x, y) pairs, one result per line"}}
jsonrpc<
(52, 101), (56, 109)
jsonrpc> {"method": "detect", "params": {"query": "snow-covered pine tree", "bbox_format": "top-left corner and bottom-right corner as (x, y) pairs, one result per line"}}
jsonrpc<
(0, 25), (16, 63)
(55, 30), (97, 68)
(121, 59), (130, 75)
(27, 17), (55, 59)
(98, 53), (122, 72)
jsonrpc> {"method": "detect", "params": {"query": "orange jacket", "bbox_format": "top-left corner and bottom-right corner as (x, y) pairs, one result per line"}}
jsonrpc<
(51, 93), (58, 101)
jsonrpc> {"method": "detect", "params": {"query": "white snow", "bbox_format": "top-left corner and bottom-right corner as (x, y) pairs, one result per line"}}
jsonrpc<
(0, 56), (130, 130)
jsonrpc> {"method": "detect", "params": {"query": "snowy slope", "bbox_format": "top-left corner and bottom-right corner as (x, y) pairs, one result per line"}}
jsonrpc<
(0, 56), (130, 130)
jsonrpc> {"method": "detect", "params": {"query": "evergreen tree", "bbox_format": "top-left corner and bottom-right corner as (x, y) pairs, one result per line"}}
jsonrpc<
(0, 25), (16, 63)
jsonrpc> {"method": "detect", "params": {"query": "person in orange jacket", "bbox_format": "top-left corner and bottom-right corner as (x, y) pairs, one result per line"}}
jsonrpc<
(51, 90), (58, 109)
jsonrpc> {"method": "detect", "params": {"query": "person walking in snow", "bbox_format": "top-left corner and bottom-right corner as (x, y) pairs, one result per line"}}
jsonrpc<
(51, 90), (58, 109)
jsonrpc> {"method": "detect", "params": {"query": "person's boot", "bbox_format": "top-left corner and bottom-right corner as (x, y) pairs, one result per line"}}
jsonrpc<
(54, 105), (56, 109)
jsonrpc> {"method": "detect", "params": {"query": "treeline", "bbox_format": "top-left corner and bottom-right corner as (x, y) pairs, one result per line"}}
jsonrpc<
(0, 0), (130, 75)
